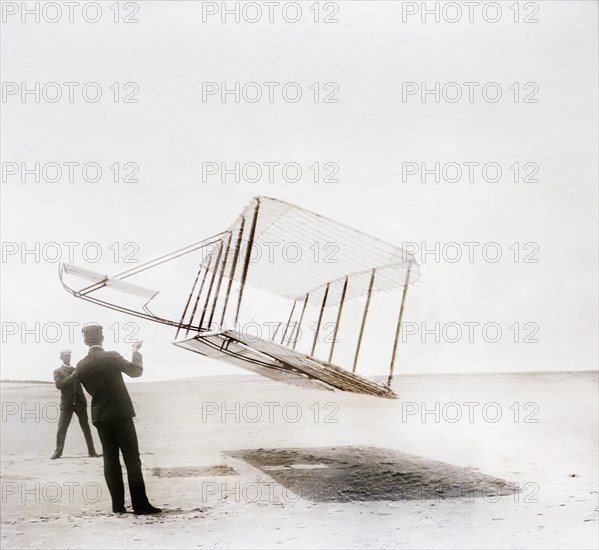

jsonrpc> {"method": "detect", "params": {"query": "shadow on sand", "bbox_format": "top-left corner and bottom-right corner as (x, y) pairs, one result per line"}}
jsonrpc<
(228, 446), (518, 503)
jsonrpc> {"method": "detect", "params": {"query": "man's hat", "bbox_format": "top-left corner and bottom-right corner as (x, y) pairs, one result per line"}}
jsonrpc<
(60, 349), (72, 355)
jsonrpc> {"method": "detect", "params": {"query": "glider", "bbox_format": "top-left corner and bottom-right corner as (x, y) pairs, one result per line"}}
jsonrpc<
(60, 197), (420, 399)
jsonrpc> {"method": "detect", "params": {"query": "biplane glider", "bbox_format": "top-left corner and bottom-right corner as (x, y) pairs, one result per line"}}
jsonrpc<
(59, 197), (420, 399)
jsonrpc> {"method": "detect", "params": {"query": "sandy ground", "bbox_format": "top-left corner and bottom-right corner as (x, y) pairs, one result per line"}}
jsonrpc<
(1, 372), (597, 549)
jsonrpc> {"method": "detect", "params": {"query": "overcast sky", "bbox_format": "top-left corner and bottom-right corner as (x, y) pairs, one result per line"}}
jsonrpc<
(1, 1), (597, 382)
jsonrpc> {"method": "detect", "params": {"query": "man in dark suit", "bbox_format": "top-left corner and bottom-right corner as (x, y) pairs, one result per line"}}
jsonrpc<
(51, 349), (99, 459)
(76, 324), (161, 515)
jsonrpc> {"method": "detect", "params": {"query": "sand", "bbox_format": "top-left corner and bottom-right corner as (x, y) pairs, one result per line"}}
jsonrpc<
(1, 372), (597, 549)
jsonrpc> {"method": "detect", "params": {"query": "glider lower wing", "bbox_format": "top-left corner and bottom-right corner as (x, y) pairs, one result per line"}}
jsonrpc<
(174, 329), (397, 399)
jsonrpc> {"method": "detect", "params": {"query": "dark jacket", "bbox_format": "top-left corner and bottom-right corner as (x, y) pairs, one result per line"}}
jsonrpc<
(76, 347), (143, 424)
(53, 364), (87, 409)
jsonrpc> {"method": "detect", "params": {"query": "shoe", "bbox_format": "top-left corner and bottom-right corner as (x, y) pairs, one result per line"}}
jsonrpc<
(89, 452), (102, 458)
(50, 452), (61, 460)
(112, 507), (127, 514)
(133, 505), (162, 515)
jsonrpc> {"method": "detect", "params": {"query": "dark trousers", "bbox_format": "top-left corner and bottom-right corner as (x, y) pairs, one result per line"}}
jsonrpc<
(54, 405), (96, 456)
(94, 418), (151, 511)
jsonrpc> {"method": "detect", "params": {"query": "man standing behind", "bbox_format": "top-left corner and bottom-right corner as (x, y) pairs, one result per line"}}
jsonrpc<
(51, 349), (99, 459)
(76, 324), (161, 515)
